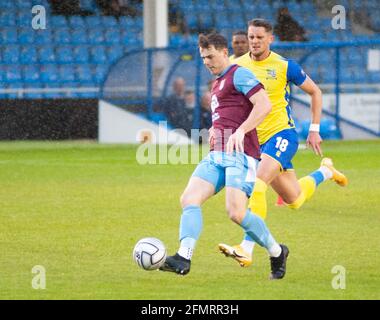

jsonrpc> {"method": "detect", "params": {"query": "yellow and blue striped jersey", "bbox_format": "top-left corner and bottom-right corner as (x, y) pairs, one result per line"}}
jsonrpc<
(234, 51), (307, 144)
(229, 54), (238, 62)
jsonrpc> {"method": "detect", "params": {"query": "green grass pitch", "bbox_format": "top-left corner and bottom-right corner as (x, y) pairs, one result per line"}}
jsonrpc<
(0, 140), (379, 300)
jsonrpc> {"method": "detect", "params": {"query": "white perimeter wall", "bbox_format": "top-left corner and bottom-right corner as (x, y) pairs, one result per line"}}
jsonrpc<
(98, 100), (193, 144)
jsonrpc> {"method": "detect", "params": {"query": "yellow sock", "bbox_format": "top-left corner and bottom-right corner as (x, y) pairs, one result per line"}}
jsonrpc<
(298, 176), (317, 200)
(248, 178), (268, 219)
(286, 191), (306, 209)
(286, 176), (316, 210)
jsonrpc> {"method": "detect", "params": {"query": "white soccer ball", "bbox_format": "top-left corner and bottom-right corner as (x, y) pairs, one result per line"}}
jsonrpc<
(133, 237), (167, 270)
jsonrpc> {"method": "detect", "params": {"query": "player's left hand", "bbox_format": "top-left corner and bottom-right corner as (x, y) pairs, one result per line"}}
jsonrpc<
(226, 128), (245, 154)
(306, 131), (323, 156)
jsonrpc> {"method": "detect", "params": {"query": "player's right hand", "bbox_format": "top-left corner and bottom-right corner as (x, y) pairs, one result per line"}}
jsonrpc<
(226, 128), (245, 154)
(208, 126), (215, 147)
(306, 131), (323, 156)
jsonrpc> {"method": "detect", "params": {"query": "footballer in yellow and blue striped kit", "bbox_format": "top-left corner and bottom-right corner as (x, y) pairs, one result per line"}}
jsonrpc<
(235, 50), (306, 170)
(219, 19), (348, 268)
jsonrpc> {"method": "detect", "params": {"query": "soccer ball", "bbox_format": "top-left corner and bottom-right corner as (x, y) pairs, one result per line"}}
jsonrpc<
(133, 237), (167, 270)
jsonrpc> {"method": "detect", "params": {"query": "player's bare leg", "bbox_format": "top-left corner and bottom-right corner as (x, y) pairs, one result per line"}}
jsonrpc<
(219, 186), (288, 279)
(219, 187), (253, 267)
(219, 154), (281, 265)
(272, 159), (348, 209)
(270, 171), (302, 205)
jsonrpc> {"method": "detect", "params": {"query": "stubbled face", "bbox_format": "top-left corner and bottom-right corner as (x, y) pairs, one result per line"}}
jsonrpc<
(199, 45), (229, 75)
(248, 25), (274, 60)
(231, 34), (249, 58)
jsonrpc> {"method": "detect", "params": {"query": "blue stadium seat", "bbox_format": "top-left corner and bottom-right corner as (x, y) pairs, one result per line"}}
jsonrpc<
(68, 16), (86, 28)
(51, 16), (68, 28)
(170, 34), (186, 47)
(71, 29), (88, 44)
(105, 28), (122, 45)
(320, 118), (342, 139)
(199, 15), (214, 30)
(119, 16), (135, 28)
(14, 0), (30, 7)
(31, 0), (49, 6)
(179, 1), (194, 11)
(73, 45), (90, 63)
(56, 46), (74, 64)
(3, 45), (20, 63)
(88, 28), (105, 44)
(20, 46), (38, 64)
(0, 0), (14, 10)
(59, 65), (76, 83)
(23, 65), (40, 83)
(5, 66), (22, 83)
(76, 65), (93, 84)
(39, 45), (56, 63)
(18, 12), (32, 27)
(0, 12), (17, 26)
(185, 15), (199, 30)
(90, 46), (107, 63)
(107, 45), (124, 63)
(215, 13), (231, 29)
(93, 65), (108, 84)
(18, 28), (35, 44)
(53, 28), (72, 44)
(1, 28), (18, 44)
(121, 36), (141, 47)
(34, 30), (53, 45)
(101, 16), (118, 28)
(85, 16), (102, 28)
(40, 65), (59, 83)
(229, 13), (246, 29)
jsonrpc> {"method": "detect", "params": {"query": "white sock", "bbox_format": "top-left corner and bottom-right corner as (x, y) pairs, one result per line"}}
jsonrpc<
(268, 243), (282, 258)
(240, 240), (255, 255)
(319, 166), (333, 180)
(178, 247), (193, 260)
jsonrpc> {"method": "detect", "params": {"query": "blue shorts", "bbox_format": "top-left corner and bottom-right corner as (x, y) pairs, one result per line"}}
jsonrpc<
(260, 128), (299, 171)
(192, 151), (258, 198)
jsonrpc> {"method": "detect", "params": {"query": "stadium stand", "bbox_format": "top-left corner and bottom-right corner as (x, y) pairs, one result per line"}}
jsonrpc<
(0, 0), (379, 105)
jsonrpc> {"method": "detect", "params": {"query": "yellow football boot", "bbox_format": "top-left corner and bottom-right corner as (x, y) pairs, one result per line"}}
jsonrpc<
(321, 157), (348, 187)
(218, 243), (252, 267)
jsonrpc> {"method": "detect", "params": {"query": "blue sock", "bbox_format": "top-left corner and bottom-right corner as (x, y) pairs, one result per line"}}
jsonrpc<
(240, 209), (275, 249)
(244, 233), (254, 241)
(309, 170), (325, 186)
(179, 205), (203, 249)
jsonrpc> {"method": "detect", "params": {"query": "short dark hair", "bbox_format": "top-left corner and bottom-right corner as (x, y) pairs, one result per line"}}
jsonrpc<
(232, 30), (248, 38)
(248, 19), (273, 33)
(198, 33), (228, 50)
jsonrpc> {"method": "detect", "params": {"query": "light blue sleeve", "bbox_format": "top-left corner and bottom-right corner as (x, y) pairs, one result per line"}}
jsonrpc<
(287, 59), (307, 86)
(233, 67), (262, 96)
